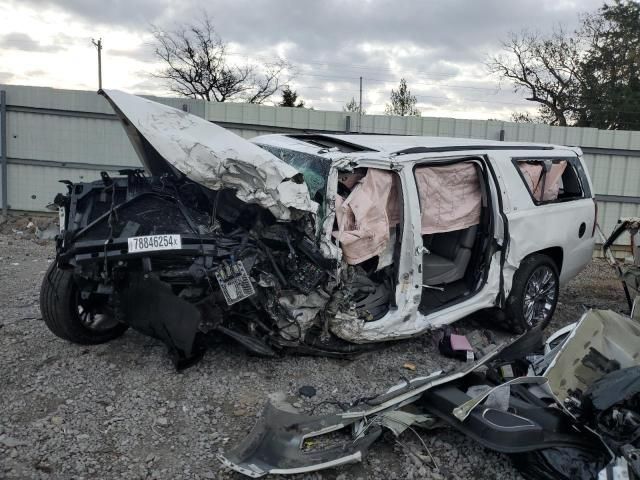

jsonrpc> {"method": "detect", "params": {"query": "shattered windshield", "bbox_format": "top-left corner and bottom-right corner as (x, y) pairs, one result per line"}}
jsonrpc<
(255, 144), (332, 202)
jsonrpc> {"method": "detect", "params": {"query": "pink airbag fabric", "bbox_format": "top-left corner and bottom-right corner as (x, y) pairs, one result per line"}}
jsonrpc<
(333, 169), (400, 265)
(518, 161), (567, 202)
(450, 334), (473, 351)
(415, 163), (482, 235)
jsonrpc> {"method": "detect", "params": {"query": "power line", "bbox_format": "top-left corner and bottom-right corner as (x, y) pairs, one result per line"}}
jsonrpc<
(290, 84), (532, 106)
(6, 39), (639, 118)
(294, 72), (502, 92)
(291, 73), (640, 110)
(291, 82), (640, 115)
(226, 50), (640, 113)
(225, 51), (467, 80)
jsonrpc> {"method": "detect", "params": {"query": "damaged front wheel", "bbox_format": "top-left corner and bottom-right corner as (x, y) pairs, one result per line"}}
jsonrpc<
(40, 262), (128, 344)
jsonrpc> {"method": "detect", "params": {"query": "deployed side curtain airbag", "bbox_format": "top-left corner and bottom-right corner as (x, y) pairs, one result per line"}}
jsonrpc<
(333, 169), (399, 265)
(415, 163), (482, 235)
(518, 161), (567, 202)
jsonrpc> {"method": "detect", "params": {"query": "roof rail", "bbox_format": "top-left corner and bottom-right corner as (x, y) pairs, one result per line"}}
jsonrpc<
(393, 145), (554, 156)
(287, 134), (377, 153)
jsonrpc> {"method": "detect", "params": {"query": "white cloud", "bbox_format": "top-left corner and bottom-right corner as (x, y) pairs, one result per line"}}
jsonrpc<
(0, 0), (602, 120)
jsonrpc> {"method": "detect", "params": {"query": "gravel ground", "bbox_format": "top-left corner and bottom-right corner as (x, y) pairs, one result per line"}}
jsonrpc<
(0, 231), (629, 480)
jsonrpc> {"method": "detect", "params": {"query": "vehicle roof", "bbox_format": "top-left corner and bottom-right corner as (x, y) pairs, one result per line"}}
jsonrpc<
(251, 133), (581, 161)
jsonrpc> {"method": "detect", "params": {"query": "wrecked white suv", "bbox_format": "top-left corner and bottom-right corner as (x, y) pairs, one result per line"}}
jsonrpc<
(41, 90), (597, 367)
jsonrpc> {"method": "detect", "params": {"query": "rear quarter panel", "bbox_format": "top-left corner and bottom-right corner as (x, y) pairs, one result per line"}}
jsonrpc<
(492, 151), (596, 289)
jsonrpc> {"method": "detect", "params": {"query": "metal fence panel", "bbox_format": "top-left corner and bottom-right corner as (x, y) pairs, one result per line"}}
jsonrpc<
(2, 84), (640, 250)
(7, 111), (138, 166)
(7, 163), (123, 211)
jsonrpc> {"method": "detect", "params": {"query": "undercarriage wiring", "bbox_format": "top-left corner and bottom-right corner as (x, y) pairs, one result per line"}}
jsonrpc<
(54, 170), (389, 367)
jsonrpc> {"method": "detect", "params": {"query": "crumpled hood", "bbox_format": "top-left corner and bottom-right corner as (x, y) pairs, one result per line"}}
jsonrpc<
(101, 89), (317, 220)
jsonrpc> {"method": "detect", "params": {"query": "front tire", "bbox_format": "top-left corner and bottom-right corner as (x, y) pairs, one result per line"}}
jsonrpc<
(40, 262), (128, 344)
(501, 254), (560, 333)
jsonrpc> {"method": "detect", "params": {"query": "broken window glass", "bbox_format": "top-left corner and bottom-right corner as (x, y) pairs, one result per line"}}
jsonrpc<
(256, 144), (332, 202)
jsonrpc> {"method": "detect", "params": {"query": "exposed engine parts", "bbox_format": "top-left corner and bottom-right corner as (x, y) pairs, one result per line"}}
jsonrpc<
(50, 169), (393, 367)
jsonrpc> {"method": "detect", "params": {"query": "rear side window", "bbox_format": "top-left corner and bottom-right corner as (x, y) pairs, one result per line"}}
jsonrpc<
(514, 158), (589, 204)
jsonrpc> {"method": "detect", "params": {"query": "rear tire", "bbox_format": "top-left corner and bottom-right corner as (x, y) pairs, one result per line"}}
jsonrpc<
(40, 262), (128, 344)
(499, 254), (560, 334)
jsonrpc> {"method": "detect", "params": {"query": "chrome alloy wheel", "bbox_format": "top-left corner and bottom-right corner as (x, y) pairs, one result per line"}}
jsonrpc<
(523, 265), (557, 327)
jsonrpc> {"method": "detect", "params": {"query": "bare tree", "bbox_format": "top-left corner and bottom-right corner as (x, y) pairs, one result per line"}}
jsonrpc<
(151, 14), (289, 103)
(490, 2), (640, 129)
(511, 112), (537, 123)
(487, 29), (586, 126)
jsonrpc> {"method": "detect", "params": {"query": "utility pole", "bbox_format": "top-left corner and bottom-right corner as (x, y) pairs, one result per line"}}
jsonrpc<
(358, 76), (363, 133)
(92, 38), (103, 90)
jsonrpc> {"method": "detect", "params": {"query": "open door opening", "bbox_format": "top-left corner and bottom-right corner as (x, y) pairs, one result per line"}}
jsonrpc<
(416, 158), (494, 315)
(331, 167), (403, 321)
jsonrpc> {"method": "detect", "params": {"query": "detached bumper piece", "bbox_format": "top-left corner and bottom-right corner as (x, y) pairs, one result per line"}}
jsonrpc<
(220, 348), (502, 476)
(223, 310), (640, 479)
(218, 394), (381, 478)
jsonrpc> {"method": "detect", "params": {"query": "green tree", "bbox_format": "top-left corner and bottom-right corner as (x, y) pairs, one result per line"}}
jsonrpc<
(385, 78), (420, 116)
(580, 0), (640, 129)
(488, 1), (640, 130)
(279, 86), (305, 107)
(343, 97), (365, 114)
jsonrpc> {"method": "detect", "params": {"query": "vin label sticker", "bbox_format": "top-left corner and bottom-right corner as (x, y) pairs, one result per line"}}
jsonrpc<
(214, 261), (255, 305)
(128, 234), (182, 253)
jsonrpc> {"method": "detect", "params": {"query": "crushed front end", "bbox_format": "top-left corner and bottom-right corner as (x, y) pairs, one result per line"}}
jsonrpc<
(43, 89), (377, 367)
(52, 168), (352, 367)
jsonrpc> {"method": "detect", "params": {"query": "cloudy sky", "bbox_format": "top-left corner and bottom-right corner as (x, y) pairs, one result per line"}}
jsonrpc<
(0, 0), (603, 119)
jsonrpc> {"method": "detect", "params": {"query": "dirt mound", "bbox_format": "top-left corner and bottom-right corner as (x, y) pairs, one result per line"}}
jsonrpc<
(0, 212), (59, 241)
